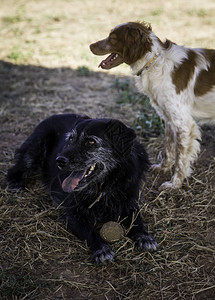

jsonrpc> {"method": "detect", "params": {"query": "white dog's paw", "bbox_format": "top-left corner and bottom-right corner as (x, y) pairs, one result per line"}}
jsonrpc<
(159, 178), (182, 191)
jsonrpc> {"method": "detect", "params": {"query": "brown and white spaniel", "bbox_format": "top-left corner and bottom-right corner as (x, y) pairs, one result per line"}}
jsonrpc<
(90, 21), (215, 190)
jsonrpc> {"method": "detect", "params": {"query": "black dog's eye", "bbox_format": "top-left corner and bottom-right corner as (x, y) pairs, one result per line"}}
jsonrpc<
(66, 131), (76, 144)
(85, 138), (96, 146)
(66, 136), (74, 146)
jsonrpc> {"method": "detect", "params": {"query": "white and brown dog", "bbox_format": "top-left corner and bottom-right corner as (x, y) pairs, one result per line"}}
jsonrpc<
(90, 21), (215, 190)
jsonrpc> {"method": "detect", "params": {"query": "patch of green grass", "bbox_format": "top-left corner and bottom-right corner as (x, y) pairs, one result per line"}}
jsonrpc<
(2, 3), (31, 25)
(2, 15), (23, 23)
(113, 78), (164, 137)
(134, 104), (164, 137)
(151, 8), (163, 16)
(113, 78), (130, 91)
(2, 13), (32, 24)
(77, 66), (92, 77)
(113, 78), (134, 104)
(186, 9), (208, 17)
(7, 46), (32, 63)
(197, 9), (207, 17)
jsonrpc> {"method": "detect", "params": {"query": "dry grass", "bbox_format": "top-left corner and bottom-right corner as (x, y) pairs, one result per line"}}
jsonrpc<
(0, 0), (215, 299)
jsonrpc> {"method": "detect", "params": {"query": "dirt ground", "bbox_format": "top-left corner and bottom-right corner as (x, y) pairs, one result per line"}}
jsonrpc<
(0, 0), (215, 299)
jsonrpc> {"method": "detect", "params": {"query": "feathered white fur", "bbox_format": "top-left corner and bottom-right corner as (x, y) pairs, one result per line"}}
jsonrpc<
(90, 22), (215, 189)
(132, 32), (215, 189)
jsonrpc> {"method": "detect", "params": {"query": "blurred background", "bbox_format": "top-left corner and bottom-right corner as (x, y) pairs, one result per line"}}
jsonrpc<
(1, 0), (215, 73)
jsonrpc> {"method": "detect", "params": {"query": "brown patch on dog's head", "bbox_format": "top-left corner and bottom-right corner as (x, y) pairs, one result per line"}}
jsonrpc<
(90, 22), (153, 69)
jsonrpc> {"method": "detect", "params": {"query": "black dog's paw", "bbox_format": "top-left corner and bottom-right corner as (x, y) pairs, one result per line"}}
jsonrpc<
(93, 244), (115, 264)
(6, 169), (25, 190)
(136, 234), (158, 251)
(6, 177), (25, 190)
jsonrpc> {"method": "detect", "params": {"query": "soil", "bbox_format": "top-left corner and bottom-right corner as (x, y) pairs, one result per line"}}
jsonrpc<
(0, 59), (215, 299)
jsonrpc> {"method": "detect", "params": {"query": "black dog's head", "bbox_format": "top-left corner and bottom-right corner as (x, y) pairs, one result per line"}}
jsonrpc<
(56, 118), (136, 193)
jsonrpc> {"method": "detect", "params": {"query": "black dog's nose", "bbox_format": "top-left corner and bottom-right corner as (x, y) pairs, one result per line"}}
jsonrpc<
(56, 156), (69, 169)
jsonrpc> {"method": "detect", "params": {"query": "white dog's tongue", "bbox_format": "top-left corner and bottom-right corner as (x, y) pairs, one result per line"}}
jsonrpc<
(62, 171), (85, 193)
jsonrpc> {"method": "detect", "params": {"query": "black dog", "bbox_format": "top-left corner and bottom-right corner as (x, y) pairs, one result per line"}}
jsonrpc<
(7, 114), (157, 263)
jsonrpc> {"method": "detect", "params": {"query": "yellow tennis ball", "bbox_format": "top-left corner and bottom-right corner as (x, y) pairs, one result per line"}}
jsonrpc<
(100, 221), (124, 243)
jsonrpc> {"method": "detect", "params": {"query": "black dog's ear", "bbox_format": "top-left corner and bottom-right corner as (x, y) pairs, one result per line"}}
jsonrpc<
(104, 120), (136, 159)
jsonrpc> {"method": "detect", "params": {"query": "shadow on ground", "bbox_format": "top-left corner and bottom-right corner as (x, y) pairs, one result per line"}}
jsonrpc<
(0, 60), (215, 300)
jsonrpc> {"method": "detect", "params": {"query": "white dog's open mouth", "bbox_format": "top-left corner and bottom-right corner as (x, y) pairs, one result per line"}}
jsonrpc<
(98, 53), (124, 69)
(62, 164), (99, 193)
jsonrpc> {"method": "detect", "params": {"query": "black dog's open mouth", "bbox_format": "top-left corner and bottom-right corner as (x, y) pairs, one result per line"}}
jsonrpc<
(62, 164), (100, 193)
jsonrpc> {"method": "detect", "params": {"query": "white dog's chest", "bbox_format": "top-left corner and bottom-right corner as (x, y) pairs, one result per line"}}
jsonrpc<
(192, 90), (215, 123)
(134, 70), (174, 104)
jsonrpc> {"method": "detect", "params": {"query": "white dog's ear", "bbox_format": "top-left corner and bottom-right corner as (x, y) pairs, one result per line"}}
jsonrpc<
(104, 120), (136, 159)
(123, 24), (152, 65)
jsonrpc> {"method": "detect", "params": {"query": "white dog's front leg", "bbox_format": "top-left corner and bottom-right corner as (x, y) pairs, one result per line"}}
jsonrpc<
(160, 117), (201, 190)
(151, 122), (175, 173)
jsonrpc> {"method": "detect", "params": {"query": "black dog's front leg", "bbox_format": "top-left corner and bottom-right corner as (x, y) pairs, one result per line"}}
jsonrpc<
(125, 213), (158, 251)
(64, 210), (115, 263)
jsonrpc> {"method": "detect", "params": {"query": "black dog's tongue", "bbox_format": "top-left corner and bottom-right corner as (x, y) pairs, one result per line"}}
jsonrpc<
(62, 170), (85, 193)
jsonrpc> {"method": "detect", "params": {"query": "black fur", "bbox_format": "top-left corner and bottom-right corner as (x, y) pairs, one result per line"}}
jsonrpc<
(7, 114), (157, 263)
